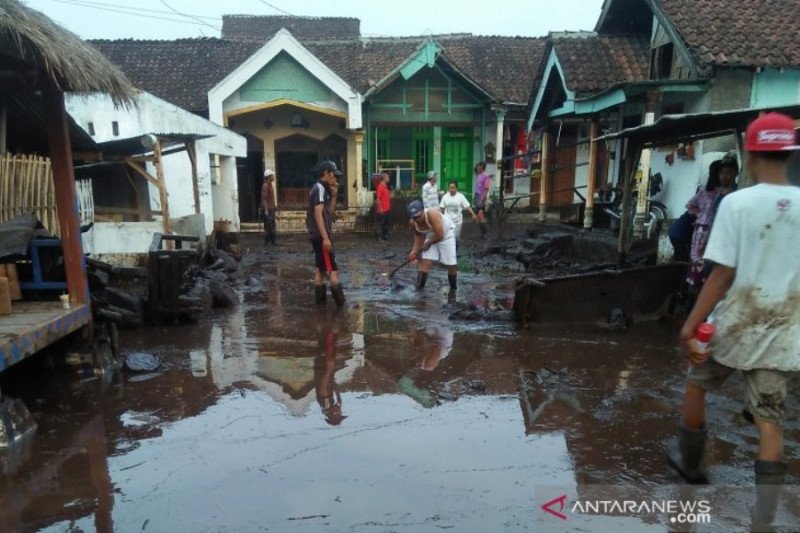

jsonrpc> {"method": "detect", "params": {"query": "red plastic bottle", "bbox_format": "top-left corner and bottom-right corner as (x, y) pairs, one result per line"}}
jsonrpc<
(695, 323), (716, 351)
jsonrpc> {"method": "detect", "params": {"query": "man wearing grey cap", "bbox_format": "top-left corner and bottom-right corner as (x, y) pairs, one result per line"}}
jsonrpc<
(261, 169), (277, 246)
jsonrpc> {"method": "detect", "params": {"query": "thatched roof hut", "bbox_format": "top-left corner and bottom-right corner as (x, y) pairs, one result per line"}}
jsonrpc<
(0, 0), (136, 105)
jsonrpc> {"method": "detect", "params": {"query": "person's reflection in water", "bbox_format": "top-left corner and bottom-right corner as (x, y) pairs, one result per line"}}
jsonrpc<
(413, 325), (454, 371)
(314, 310), (346, 425)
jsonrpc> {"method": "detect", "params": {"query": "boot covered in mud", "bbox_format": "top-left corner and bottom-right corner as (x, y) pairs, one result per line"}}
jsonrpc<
(416, 271), (428, 290)
(315, 285), (327, 305)
(330, 283), (346, 307)
(479, 223), (488, 238)
(666, 426), (708, 484)
(751, 459), (788, 530)
(448, 273), (457, 290)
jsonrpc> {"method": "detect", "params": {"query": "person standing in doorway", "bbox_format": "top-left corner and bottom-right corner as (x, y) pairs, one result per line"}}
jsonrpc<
(376, 172), (391, 242)
(407, 200), (458, 300)
(667, 113), (800, 529)
(474, 161), (491, 238)
(307, 161), (345, 307)
(421, 170), (440, 209)
(261, 169), (277, 246)
(439, 180), (476, 247)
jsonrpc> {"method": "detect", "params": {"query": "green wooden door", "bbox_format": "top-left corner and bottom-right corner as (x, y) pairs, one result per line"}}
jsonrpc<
(441, 128), (474, 195)
(412, 127), (433, 187)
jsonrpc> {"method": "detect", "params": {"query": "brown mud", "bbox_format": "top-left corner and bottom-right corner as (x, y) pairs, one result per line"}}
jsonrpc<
(0, 225), (798, 532)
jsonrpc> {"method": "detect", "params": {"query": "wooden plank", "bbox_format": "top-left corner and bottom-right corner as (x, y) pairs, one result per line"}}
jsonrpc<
(0, 302), (91, 372)
(0, 265), (21, 300)
(0, 278), (10, 315)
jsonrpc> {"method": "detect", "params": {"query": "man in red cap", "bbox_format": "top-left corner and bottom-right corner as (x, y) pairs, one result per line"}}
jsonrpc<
(668, 113), (800, 528)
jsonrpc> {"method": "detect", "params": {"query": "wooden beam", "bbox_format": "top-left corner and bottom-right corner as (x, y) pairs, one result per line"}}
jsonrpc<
(538, 128), (551, 222)
(185, 140), (200, 214)
(124, 159), (159, 187)
(43, 85), (89, 306)
(128, 155), (157, 163)
(152, 139), (173, 245)
(584, 121), (600, 229)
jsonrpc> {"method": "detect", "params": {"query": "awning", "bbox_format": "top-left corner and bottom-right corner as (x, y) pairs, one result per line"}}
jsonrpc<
(595, 104), (800, 147)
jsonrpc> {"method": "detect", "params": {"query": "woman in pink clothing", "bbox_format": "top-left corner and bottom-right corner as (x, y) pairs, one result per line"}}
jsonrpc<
(686, 159), (737, 287)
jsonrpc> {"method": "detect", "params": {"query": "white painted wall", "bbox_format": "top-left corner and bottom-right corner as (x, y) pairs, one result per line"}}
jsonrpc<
(82, 213), (206, 266)
(649, 142), (727, 219)
(65, 92), (246, 234)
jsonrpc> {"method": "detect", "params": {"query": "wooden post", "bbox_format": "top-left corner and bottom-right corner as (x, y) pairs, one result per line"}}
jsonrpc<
(618, 142), (642, 267)
(538, 128), (551, 222)
(43, 85), (89, 306)
(151, 138), (172, 236)
(185, 140), (200, 215)
(584, 121), (600, 229)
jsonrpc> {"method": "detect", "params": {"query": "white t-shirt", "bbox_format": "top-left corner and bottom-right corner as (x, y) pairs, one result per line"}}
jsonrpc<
(421, 181), (439, 209)
(704, 183), (800, 371)
(439, 192), (471, 226)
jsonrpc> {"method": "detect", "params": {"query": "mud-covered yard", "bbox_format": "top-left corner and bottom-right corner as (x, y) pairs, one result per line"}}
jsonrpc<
(1, 225), (798, 532)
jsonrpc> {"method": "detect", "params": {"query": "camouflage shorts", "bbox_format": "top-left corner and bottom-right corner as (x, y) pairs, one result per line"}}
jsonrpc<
(688, 358), (793, 425)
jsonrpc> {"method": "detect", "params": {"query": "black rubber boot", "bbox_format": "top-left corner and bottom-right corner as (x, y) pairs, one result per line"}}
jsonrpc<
(416, 271), (428, 290)
(666, 426), (708, 484)
(314, 285), (327, 305)
(330, 283), (346, 308)
(448, 273), (457, 290)
(752, 460), (788, 530)
(479, 223), (488, 238)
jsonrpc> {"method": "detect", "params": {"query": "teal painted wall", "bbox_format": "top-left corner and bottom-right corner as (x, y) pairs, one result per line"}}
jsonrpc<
(239, 51), (335, 103)
(750, 68), (800, 108)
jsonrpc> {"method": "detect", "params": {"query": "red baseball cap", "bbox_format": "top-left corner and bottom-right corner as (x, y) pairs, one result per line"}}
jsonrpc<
(744, 112), (800, 152)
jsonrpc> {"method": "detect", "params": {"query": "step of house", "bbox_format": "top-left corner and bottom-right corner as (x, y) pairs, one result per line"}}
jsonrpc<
(239, 210), (370, 234)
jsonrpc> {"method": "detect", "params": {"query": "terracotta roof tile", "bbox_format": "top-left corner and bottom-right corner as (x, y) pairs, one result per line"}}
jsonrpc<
(221, 15), (360, 41)
(658, 0), (800, 68)
(551, 32), (650, 96)
(91, 34), (548, 113)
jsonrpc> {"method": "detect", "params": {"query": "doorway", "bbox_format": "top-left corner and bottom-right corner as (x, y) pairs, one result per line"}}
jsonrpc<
(275, 133), (348, 209)
(237, 133), (264, 223)
(441, 127), (474, 195)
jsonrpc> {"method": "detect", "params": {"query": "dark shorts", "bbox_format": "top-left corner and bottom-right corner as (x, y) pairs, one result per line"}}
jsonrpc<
(311, 238), (338, 273)
(473, 193), (486, 212)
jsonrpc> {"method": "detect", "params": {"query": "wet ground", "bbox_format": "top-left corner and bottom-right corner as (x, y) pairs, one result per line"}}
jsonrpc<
(1, 226), (799, 532)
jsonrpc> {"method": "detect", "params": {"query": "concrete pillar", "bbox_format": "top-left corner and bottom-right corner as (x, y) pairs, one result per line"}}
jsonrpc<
(634, 91), (661, 238)
(353, 130), (364, 210)
(539, 129), (551, 222)
(584, 121), (600, 229)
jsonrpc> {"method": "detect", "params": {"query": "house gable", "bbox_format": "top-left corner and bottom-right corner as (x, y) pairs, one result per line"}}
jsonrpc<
(208, 29), (362, 129)
(239, 51), (337, 105)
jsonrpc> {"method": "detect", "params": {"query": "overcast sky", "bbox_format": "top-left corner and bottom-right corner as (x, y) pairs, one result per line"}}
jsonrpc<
(24, 0), (605, 40)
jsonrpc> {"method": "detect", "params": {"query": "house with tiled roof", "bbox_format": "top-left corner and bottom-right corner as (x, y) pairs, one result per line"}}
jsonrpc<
(90, 17), (548, 229)
(527, 0), (800, 232)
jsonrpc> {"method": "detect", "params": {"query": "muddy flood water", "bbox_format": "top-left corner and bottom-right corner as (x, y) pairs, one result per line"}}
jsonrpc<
(1, 229), (798, 532)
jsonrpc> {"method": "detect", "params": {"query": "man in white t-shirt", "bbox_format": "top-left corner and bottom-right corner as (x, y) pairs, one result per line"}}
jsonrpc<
(421, 170), (440, 209)
(667, 113), (800, 528)
(439, 180), (476, 243)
